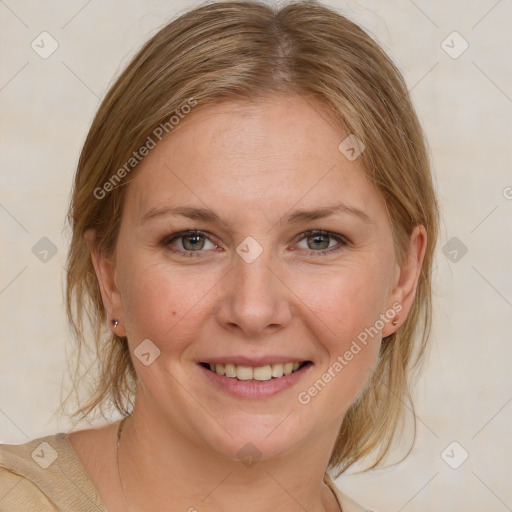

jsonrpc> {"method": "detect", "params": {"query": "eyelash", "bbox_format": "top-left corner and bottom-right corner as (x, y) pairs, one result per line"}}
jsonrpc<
(161, 230), (348, 258)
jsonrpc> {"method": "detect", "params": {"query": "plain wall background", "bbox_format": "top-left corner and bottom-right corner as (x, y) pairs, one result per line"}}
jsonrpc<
(1, 1), (511, 511)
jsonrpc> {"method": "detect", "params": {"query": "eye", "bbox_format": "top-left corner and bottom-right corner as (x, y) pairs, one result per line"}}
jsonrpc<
(294, 230), (347, 256)
(162, 230), (218, 257)
(162, 229), (347, 258)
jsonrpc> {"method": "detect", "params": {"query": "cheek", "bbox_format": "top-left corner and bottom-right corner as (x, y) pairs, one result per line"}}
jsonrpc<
(294, 261), (391, 346)
(118, 256), (218, 350)
(292, 263), (388, 407)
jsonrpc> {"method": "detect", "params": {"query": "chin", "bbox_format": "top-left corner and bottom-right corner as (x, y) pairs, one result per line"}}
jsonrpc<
(201, 413), (307, 463)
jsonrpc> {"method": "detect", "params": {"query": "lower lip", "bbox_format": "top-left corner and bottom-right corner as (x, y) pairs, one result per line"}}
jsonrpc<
(199, 363), (312, 399)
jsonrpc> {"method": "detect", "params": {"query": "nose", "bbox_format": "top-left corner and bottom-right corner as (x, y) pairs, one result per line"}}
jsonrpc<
(214, 245), (293, 339)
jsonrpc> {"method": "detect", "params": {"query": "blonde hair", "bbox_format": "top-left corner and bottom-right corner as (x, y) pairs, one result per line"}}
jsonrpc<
(62, 0), (439, 476)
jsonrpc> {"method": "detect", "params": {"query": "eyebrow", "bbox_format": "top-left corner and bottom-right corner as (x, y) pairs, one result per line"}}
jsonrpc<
(139, 202), (372, 227)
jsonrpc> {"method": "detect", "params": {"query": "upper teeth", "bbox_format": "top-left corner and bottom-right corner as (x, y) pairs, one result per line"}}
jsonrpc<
(208, 362), (302, 381)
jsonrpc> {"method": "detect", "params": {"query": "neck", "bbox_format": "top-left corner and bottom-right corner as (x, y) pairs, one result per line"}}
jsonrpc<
(116, 399), (341, 512)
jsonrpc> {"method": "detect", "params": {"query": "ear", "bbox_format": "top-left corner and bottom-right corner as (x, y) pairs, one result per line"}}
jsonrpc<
(382, 225), (427, 337)
(84, 229), (127, 337)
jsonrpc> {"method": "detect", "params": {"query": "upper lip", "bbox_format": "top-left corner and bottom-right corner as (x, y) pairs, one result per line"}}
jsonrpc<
(198, 356), (311, 366)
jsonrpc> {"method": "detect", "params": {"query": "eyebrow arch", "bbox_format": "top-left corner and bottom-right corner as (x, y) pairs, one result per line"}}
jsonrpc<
(139, 202), (372, 227)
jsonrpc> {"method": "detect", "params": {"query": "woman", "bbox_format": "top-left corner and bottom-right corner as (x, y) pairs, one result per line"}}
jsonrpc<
(0, 1), (439, 511)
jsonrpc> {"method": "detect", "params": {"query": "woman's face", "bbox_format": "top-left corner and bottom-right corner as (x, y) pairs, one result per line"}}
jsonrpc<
(93, 95), (423, 461)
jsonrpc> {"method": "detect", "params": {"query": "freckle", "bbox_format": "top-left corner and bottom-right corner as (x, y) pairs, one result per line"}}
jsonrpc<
(172, 311), (176, 315)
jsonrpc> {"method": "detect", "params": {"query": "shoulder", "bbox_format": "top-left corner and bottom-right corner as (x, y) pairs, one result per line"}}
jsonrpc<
(0, 464), (57, 512)
(0, 433), (108, 512)
(324, 472), (377, 512)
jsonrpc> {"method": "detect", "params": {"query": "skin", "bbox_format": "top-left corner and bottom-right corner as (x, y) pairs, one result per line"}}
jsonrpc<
(69, 95), (426, 512)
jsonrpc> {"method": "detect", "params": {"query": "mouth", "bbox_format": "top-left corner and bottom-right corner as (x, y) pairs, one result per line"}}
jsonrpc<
(199, 361), (312, 381)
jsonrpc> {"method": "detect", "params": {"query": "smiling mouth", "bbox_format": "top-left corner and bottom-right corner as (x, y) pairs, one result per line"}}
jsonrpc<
(200, 361), (312, 381)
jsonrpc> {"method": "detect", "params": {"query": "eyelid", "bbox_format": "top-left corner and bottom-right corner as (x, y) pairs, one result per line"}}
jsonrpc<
(292, 230), (348, 255)
(294, 229), (348, 244)
(161, 229), (220, 254)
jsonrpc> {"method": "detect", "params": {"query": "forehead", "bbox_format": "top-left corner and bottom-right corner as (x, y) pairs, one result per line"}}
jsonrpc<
(123, 96), (386, 226)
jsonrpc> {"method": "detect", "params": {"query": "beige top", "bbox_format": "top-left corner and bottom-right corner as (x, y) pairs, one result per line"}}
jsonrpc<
(0, 432), (372, 511)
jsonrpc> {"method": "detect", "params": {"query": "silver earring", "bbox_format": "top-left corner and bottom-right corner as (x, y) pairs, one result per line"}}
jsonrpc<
(112, 319), (119, 330)
(392, 319), (398, 326)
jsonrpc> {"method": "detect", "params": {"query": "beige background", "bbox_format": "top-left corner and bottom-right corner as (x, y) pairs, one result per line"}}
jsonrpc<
(1, 1), (511, 511)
